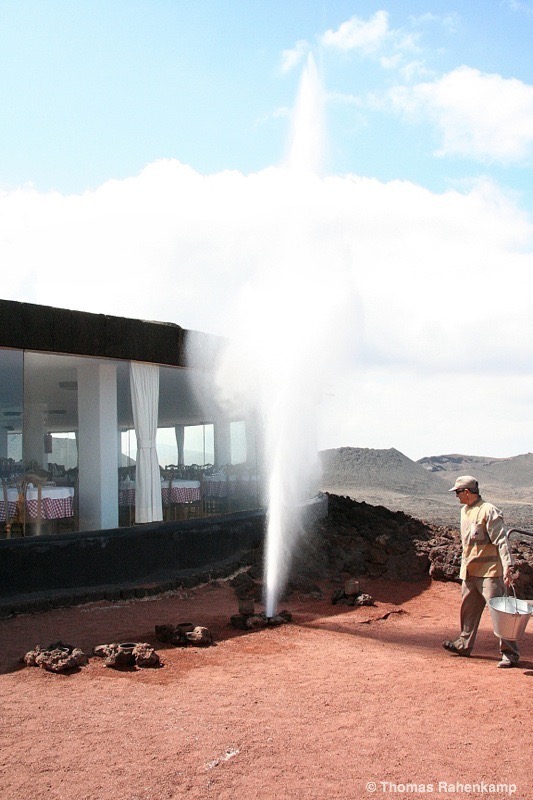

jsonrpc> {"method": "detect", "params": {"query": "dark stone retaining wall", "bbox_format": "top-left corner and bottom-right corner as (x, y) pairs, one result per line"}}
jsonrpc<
(0, 510), (266, 617)
(0, 496), (329, 618)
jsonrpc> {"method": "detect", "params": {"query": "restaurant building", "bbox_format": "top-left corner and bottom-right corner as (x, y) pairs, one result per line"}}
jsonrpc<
(0, 299), (266, 608)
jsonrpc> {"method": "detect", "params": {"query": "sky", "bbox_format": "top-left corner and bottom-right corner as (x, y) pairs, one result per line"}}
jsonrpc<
(1, 0), (533, 462)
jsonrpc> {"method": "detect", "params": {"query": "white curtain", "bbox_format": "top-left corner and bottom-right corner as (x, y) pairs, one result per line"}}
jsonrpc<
(130, 362), (163, 523)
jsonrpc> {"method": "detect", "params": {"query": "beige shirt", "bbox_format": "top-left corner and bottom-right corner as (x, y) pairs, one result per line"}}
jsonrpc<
(459, 498), (512, 580)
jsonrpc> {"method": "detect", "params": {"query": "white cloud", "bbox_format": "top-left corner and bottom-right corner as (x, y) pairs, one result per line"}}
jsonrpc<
(320, 10), (391, 54)
(397, 59), (432, 82)
(390, 66), (533, 163)
(409, 11), (460, 34)
(320, 10), (420, 63)
(2, 160), (532, 458)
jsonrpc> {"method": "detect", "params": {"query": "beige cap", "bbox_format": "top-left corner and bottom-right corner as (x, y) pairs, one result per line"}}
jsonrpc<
(449, 475), (479, 493)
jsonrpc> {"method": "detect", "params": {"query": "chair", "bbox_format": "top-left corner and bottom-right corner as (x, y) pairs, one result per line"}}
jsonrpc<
(2, 479), (26, 537)
(0, 457), (14, 482)
(202, 473), (228, 516)
(24, 476), (47, 536)
(186, 496), (204, 519)
(164, 468), (177, 521)
(167, 469), (204, 520)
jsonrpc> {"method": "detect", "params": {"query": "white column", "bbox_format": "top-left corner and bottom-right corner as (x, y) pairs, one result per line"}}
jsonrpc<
(77, 361), (119, 531)
(23, 402), (47, 469)
(214, 419), (231, 468)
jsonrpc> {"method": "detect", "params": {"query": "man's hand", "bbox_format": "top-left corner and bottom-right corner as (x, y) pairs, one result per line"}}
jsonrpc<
(503, 566), (514, 587)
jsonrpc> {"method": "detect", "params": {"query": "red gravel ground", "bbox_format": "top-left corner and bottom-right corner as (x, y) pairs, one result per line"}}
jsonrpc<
(0, 578), (531, 800)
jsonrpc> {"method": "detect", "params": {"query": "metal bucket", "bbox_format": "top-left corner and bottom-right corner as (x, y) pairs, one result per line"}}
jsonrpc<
(488, 588), (532, 641)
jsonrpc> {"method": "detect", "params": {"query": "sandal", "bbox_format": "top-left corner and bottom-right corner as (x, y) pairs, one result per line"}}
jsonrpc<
(442, 640), (470, 657)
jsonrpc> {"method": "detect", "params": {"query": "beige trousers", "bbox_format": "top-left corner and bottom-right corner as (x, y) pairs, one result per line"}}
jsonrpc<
(456, 576), (519, 661)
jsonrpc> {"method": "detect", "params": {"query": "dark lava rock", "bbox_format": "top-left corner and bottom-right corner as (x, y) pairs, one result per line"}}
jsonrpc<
(230, 608), (292, 631)
(155, 623), (213, 647)
(287, 494), (533, 597)
(104, 646), (135, 669)
(94, 642), (162, 668)
(331, 588), (375, 607)
(155, 623), (194, 646)
(185, 626), (214, 646)
(230, 571), (258, 599)
(229, 493), (533, 607)
(23, 641), (88, 673)
(132, 642), (161, 667)
(287, 493), (435, 587)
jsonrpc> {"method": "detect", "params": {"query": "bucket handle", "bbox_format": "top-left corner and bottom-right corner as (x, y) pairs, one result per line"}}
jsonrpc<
(503, 582), (531, 614)
(504, 529), (520, 597)
(503, 583), (517, 602)
(507, 527), (533, 542)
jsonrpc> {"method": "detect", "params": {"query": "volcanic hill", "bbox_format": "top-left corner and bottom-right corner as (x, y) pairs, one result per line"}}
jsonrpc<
(319, 447), (533, 529)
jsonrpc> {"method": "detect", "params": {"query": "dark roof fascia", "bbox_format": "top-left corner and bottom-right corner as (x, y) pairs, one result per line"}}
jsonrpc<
(0, 298), (221, 369)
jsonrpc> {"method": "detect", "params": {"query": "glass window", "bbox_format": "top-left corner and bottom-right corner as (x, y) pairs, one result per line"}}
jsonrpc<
(120, 429), (137, 469)
(0, 348), (23, 482)
(156, 427), (179, 467)
(184, 424), (214, 466)
(1, 346), (264, 537)
(7, 431), (22, 463)
(49, 432), (78, 472)
(23, 351), (79, 479)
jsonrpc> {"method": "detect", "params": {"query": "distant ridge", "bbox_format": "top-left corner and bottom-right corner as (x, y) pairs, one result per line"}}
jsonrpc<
(417, 453), (533, 490)
(318, 447), (533, 528)
(319, 447), (445, 494)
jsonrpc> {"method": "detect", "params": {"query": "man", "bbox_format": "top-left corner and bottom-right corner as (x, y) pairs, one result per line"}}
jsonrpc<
(442, 475), (519, 668)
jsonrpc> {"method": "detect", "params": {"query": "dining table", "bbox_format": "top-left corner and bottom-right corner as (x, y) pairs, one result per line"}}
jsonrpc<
(119, 479), (201, 507)
(161, 479), (201, 505)
(202, 473), (259, 499)
(227, 474), (260, 498)
(202, 474), (228, 498)
(0, 484), (75, 522)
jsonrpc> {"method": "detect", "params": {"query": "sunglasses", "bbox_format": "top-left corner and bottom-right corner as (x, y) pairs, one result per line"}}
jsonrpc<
(455, 488), (468, 495)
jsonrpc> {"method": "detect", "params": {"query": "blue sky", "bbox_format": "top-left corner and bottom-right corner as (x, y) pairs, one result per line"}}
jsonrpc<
(3, 1), (533, 198)
(2, 2), (533, 462)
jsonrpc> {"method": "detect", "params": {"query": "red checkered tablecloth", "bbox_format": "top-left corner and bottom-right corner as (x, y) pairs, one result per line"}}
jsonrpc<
(119, 487), (136, 507)
(119, 481), (201, 507)
(227, 478), (260, 498)
(202, 480), (228, 498)
(0, 500), (18, 522)
(1, 487), (74, 521)
(26, 496), (74, 520)
(162, 486), (201, 505)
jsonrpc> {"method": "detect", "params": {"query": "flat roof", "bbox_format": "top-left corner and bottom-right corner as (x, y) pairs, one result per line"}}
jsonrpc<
(0, 298), (222, 369)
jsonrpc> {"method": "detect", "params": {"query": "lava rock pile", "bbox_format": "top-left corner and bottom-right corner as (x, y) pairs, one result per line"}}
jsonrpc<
(284, 493), (533, 596)
(155, 623), (214, 647)
(93, 642), (161, 669)
(230, 609), (292, 630)
(331, 587), (375, 607)
(22, 641), (88, 673)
